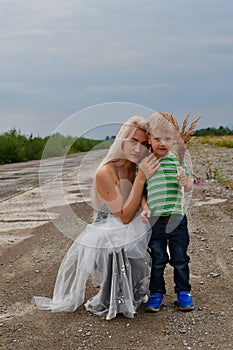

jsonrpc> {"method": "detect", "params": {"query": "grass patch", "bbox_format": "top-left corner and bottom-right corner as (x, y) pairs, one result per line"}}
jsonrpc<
(194, 135), (233, 148)
(214, 169), (233, 190)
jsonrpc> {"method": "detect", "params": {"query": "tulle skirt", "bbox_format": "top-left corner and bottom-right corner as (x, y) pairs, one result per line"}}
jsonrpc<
(32, 213), (152, 320)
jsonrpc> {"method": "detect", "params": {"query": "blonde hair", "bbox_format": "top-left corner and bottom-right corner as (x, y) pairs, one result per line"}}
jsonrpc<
(148, 111), (202, 164)
(91, 115), (148, 209)
(117, 115), (148, 140)
(148, 112), (178, 137)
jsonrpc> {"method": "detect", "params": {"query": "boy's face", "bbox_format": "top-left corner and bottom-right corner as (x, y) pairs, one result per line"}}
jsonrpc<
(149, 129), (175, 157)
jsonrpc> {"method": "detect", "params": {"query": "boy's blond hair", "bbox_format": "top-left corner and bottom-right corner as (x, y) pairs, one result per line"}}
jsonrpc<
(148, 111), (202, 143)
(148, 111), (202, 165)
(148, 112), (178, 137)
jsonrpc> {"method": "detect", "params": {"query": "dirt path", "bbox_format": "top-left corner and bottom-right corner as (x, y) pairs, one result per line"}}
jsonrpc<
(0, 145), (233, 350)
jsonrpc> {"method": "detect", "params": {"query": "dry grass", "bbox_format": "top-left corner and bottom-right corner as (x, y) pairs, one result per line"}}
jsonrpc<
(192, 135), (233, 148)
(189, 137), (233, 189)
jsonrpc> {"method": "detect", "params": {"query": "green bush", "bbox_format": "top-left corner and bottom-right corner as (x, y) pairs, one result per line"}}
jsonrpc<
(194, 126), (233, 136)
(0, 129), (27, 164)
(70, 137), (102, 153)
(0, 129), (105, 165)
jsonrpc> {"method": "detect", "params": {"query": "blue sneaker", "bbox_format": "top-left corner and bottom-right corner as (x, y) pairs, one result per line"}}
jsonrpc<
(145, 292), (163, 312)
(177, 291), (194, 311)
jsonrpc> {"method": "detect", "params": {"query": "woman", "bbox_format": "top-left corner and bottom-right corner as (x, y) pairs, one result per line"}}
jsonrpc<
(33, 116), (160, 320)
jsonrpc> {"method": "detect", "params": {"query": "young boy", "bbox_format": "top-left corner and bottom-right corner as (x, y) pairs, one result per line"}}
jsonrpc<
(141, 112), (194, 312)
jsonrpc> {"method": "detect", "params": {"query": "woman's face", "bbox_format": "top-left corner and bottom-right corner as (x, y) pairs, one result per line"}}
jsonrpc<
(123, 128), (149, 163)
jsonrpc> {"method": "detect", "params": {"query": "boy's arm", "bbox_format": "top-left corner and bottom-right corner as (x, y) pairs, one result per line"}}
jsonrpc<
(177, 171), (193, 192)
(184, 177), (193, 192)
(140, 194), (151, 224)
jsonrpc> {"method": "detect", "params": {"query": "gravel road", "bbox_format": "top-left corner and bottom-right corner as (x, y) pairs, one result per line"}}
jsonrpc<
(0, 144), (232, 350)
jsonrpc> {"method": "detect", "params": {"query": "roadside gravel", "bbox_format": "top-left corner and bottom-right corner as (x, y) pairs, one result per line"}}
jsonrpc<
(0, 144), (232, 350)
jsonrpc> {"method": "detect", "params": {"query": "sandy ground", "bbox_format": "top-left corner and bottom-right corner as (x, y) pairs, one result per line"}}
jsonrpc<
(0, 144), (233, 350)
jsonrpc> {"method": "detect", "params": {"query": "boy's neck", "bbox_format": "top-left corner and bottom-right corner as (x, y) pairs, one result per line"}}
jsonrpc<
(154, 150), (169, 158)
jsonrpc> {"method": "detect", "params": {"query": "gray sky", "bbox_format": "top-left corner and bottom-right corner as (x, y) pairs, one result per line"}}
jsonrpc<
(0, 0), (232, 138)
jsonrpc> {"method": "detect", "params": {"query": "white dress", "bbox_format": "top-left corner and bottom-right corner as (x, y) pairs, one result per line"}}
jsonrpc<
(32, 211), (151, 320)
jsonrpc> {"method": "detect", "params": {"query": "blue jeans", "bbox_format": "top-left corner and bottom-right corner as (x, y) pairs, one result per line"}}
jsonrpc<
(148, 214), (191, 294)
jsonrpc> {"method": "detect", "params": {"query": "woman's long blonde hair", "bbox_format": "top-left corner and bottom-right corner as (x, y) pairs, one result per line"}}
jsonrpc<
(91, 115), (148, 210)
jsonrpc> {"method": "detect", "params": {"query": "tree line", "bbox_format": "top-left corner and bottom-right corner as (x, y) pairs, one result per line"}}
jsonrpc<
(0, 126), (232, 165)
(0, 128), (104, 165)
(193, 126), (233, 136)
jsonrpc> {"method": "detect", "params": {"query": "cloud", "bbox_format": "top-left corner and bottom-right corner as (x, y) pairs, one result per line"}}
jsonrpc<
(0, 0), (232, 137)
(206, 39), (233, 56)
(81, 83), (173, 96)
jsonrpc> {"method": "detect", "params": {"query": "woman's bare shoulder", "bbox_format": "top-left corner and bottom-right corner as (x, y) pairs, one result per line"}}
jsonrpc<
(96, 163), (118, 189)
(95, 163), (119, 199)
(96, 163), (116, 178)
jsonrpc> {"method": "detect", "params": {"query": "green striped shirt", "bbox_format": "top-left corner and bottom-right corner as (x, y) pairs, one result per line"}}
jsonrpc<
(146, 153), (189, 216)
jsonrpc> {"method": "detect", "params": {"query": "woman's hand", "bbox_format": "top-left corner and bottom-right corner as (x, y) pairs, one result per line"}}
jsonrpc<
(138, 153), (160, 180)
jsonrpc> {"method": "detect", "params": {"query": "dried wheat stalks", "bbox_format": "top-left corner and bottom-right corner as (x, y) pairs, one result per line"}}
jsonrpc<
(159, 111), (202, 164)
(159, 112), (180, 131)
(180, 112), (202, 144)
(159, 111), (202, 144)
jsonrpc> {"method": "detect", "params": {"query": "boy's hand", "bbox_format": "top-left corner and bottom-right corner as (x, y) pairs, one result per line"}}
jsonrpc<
(177, 171), (189, 187)
(177, 167), (193, 192)
(140, 207), (151, 224)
